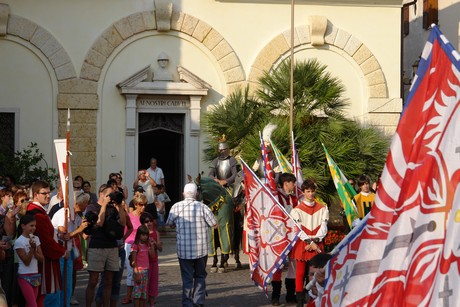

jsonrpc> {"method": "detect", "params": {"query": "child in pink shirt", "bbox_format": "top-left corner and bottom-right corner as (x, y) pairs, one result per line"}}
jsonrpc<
(131, 225), (155, 307)
(140, 212), (163, 307)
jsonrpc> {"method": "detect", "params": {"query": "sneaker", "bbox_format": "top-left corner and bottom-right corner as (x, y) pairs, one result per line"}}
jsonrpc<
(70, 296), (79, 305)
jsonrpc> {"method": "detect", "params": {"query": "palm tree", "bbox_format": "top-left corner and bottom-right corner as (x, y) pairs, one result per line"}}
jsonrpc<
(203, 58), (389, 223)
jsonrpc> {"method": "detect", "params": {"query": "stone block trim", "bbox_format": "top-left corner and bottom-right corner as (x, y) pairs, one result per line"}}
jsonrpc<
(219, 52), (241, 72)
(0, 3), (9, 36)
(142, 11), (157, 31)
(58, 79), (98, 94)
(170, 11), (185, 31)
(248, 21), (388, 99)
(127, 12), (148, 34)
(334, 29), (351, 50)
(252, 34), (290, 72)
(79, 10), (244, 88)
(181, 14), (199, 36)
(101, 26), (124, 49)
(6, 15), (76, 81)
(368, 98), (402, 113)
(113, 18), (134, 40)
(57, 93), (99, 110)
(7, 15), (36, 41)
(192, 20), (212, 42)
(296, 25), (311, 45)
(282, 29), (300, 48)
(58, 108), (98, 124)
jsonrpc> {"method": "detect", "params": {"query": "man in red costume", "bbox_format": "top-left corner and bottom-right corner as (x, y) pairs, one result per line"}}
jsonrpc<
(26, 180), (69, 306)
(270, 173), (299, 305)
(290, 179), (329, 307)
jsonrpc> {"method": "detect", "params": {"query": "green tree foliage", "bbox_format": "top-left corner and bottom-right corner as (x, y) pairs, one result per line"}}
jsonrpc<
(0, 142), (58, 188)
(202, 58), (390, 207)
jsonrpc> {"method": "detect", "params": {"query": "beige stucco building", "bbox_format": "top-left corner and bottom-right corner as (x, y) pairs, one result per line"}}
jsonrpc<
(402, 0), (460, 98)
(0, 0), (404, 202)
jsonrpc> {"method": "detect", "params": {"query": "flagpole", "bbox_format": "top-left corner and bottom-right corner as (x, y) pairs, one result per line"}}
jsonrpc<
(289, 0), (295, 134)
(63, 108), (70, 306)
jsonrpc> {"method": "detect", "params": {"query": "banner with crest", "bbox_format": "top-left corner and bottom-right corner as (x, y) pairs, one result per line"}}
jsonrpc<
(322, 25), (460, 306)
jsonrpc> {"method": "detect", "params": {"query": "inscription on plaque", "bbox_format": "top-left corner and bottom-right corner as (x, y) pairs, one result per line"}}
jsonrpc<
(138, 99), (189, 108)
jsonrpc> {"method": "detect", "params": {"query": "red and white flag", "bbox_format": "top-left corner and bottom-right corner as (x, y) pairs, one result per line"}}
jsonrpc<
(242, 160), (300, 295)
(322, 25), (460, 306)
(54, 139), (74, 220)
(259, 131), (278, 195)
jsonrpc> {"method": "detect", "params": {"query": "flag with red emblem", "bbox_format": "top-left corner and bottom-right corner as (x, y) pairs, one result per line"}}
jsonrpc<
(322, 25), (460, 306)
(259, 132), (278, 195)
(242, 159), (301, 295)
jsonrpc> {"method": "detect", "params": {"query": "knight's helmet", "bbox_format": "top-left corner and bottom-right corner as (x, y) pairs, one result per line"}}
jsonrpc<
(218, 134), (230, 159)
(157, 51), (169, 62)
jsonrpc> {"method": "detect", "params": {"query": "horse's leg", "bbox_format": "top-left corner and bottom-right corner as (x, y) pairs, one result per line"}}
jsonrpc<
(210, 255), (219, 273)
(218, 254), (229, 273)
(210, 229), (219, 273)
(233, 211), (243, 269)
(234, 248), (242, 269)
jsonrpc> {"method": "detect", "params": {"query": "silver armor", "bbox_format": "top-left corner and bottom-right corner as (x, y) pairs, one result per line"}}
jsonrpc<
(216, 159), (232, 180)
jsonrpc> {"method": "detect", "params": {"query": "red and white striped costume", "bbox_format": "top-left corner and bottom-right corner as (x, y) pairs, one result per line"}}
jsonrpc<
(290, 200), (328, 262)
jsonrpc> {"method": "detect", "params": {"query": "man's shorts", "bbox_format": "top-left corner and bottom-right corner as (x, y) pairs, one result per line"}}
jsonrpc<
(87, 247), (119, 272)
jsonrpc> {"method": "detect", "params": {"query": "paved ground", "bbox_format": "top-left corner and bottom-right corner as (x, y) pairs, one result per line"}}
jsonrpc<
(72, 232), (295, 306)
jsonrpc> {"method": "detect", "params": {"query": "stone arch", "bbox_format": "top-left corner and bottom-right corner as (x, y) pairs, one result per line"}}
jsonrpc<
(6, 14), (77, 81)
(248, 23), (388, 99)
(80, 10), (245, 92)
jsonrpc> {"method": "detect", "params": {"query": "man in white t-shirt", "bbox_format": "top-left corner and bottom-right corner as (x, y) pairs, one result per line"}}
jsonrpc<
(146, 158), (165, 189)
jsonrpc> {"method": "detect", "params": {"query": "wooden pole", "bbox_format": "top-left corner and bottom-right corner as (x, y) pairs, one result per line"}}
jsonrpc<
(290, 0), (295, 135)
(63, 108), (70, 306)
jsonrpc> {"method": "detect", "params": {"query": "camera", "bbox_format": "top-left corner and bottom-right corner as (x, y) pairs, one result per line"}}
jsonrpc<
(83, 211), (98, 235)
(109, 191), (124, 205)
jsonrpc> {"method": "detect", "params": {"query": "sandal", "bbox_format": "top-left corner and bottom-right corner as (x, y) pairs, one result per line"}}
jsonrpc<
(121, 297), (132, 304)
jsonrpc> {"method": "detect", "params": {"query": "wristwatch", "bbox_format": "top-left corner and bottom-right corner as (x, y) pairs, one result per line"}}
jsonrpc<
(304, 238), (320, 244)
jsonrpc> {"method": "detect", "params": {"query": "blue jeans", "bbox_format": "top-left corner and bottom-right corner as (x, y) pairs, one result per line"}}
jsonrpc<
(178, 256), (208, 307)
(95, 247), (126, 303)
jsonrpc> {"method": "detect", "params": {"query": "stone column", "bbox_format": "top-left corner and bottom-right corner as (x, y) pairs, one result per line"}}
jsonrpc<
(125, 94), (138, 190)
(188, 95), (201, 177)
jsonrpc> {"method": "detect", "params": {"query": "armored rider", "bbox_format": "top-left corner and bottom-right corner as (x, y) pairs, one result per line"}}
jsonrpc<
(208, 135), (238, 189)
(207, 135), (238, 272)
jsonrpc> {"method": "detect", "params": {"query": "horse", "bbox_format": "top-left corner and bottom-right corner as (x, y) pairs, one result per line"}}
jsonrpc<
(193, 174), (235, 273)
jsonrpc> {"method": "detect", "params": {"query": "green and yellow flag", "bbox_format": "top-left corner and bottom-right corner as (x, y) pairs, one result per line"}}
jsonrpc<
(322, 144), (359, 228)
(270, 139), (292, 174)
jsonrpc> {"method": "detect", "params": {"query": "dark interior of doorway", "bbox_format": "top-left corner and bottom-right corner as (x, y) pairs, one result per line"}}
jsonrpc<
(138, 126), (183, 214)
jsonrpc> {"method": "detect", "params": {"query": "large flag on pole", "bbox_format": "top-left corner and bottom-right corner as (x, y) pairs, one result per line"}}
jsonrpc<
(322, 143), (359, 228)
(270, 139), (292, 174)
(242, 159), (301, 295)
(259, 132), (278, 194)
(322, 25), (460, 306)
(54, 139), (74, 220)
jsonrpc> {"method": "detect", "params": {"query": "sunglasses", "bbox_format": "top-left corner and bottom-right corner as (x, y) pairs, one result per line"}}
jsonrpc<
(20, 199), (29, 204)
(144, 220), (153, 223)
(39, 192), (50, 195)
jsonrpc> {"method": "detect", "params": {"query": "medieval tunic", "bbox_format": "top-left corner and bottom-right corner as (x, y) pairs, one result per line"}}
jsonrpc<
(26, 202), (66, 295)
(278, 189), (298, 214)
(353, 192), (375, 219)
(290, 200), (329, 261)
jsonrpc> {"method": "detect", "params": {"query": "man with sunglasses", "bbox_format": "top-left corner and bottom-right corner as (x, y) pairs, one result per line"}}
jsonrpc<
(26, 180), (70, 306)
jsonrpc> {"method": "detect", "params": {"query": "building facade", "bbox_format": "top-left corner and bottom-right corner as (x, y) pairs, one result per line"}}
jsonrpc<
(0, 0), (404, 202)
